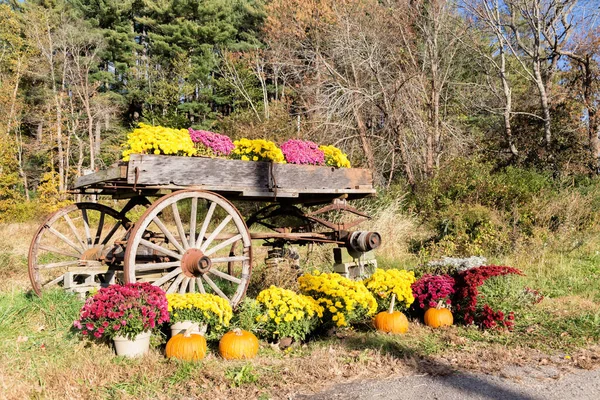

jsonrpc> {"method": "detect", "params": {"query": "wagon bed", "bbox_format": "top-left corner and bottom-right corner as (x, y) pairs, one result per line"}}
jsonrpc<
(73, 154), (376, 203)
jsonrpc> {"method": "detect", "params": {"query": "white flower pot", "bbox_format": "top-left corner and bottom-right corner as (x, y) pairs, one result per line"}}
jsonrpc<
(170, 321), (207, 337)
(113, 331), (151, 357)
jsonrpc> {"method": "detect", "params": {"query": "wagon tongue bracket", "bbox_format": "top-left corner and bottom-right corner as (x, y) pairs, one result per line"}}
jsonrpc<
(181, 248), (212, 277)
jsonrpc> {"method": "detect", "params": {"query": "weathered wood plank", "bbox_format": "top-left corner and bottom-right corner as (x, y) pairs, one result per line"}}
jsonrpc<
(127, 154), (271, 188)
(272, 163), (373, 190)
(73, 165), (125, 188)
(126, 154), (373, 192)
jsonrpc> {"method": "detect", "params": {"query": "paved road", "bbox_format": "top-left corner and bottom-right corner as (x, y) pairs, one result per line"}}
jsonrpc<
(296, 367), (600, 400)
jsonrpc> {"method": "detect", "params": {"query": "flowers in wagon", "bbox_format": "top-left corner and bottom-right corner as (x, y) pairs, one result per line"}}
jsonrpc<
(319, 145), (351, 168)
(280, 139), (325, 165)
(363, 268), (416, 312)
(231, 138), (285, 163)
(166, 293), (232, 335)
(122, 123), (196, 161)
(188, 128), (235, 157)
(73, 283), (169, 340)
(298, 271), (377, 327)
(255, 286), (323, 341)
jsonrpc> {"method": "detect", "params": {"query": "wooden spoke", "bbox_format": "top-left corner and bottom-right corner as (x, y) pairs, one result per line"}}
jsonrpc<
(29, 202), (129, 296)
(139, 238), (182, 260)
(124, 190), (252, 305)
(63, 214), (86, 251)
(134, 261), (180, 272)
(189, 197), (198, 247)
(94, 211), (105, 245)
(46, 227), (84, 254)
(153, 267), (183, 287)
(42, 275), (65, 288)
(81, 208), (92, 246)
(167, 273), (186, 294)
(202, 274), (229, 300)
(36, 260), (80, 270)
(171, 203), (189, 249)
(210, 256), (249, 264)
(196, 277), (206, 293)
(204, 233), (242, 257)
(196, 201), (216, 248)
(101, 221), (122, 245)
(38, 245), (81, 259)
(179, 277), (190, 294)
(152, 216), (185, 254)
(199, 215), (232, 252)
(208, 268), (242, 284)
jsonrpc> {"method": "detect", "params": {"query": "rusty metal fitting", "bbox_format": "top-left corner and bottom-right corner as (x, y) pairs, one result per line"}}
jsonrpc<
(181, 248), (212, 277)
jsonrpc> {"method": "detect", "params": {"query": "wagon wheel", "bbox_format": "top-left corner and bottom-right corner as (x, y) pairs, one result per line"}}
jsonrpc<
(28, 203), (130, 295)
(123, 190), (252, 307)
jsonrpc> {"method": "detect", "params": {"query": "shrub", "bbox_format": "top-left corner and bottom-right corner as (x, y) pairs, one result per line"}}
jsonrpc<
(362, 268), (416, 312)
(411, 274), (455, 310)
(255, 286), (323, 341)
(166, 293), (232, 338)
(453, 265), (523, 329)
(73, 283), (170, 340)
(427, 204), (509, 257)
(413, 256), (487, 278)
(298, 271), (377, 327)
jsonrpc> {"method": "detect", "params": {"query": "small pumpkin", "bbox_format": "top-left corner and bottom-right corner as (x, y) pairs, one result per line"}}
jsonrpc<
(166, 326), (207, 361)
(424, 302), (453, 328)
(219, 328), (259, 360)
(373, 294), (409, 334)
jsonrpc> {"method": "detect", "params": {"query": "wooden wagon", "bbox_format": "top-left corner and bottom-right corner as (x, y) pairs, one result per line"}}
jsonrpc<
(28, 154), (380, 306)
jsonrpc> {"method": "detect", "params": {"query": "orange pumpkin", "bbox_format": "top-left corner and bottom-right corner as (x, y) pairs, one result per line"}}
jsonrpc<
(166, 327), (207, 361)
(373, 294), (409, 334)
(424, 305), (453, 328)
(219, 329), (259, 360)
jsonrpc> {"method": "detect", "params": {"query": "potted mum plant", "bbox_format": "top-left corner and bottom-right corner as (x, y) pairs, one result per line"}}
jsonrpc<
(73, 283), (170, 357)
(166, 293), (233, 340)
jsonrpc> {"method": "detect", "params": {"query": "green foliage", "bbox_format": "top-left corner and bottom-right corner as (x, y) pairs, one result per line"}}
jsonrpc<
(231, 297), (265, 333)
(477, 275), (538, 319)
(225, 364), (259, 387)
(408, 158), (600, 257)
(428, 204), (510, 257)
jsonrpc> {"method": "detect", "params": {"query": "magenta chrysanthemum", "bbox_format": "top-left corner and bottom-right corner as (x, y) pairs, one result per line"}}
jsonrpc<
(73, 283), (169, 340)
(280, 139), (325, 165)
(188, 128), (234, 156)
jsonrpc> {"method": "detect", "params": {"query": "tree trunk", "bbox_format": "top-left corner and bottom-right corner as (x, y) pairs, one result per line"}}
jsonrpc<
(352, 101), (376, 172)
(95, 120), (102, 159)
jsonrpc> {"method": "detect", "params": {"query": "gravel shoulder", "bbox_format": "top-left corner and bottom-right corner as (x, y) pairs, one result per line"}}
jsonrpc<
(296, 364), (600, 400)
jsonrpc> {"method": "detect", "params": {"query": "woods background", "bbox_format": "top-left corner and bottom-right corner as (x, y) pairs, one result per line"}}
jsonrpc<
(1, 0), (600, 257)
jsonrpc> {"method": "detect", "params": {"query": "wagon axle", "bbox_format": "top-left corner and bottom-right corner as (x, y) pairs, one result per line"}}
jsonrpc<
(181, 248), (212, 277)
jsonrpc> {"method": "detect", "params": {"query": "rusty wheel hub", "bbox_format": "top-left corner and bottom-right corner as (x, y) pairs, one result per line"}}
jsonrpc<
(181, 248), (212, 277)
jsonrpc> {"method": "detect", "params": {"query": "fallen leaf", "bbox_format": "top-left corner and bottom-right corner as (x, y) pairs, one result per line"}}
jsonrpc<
(16, 336), (28, 343)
